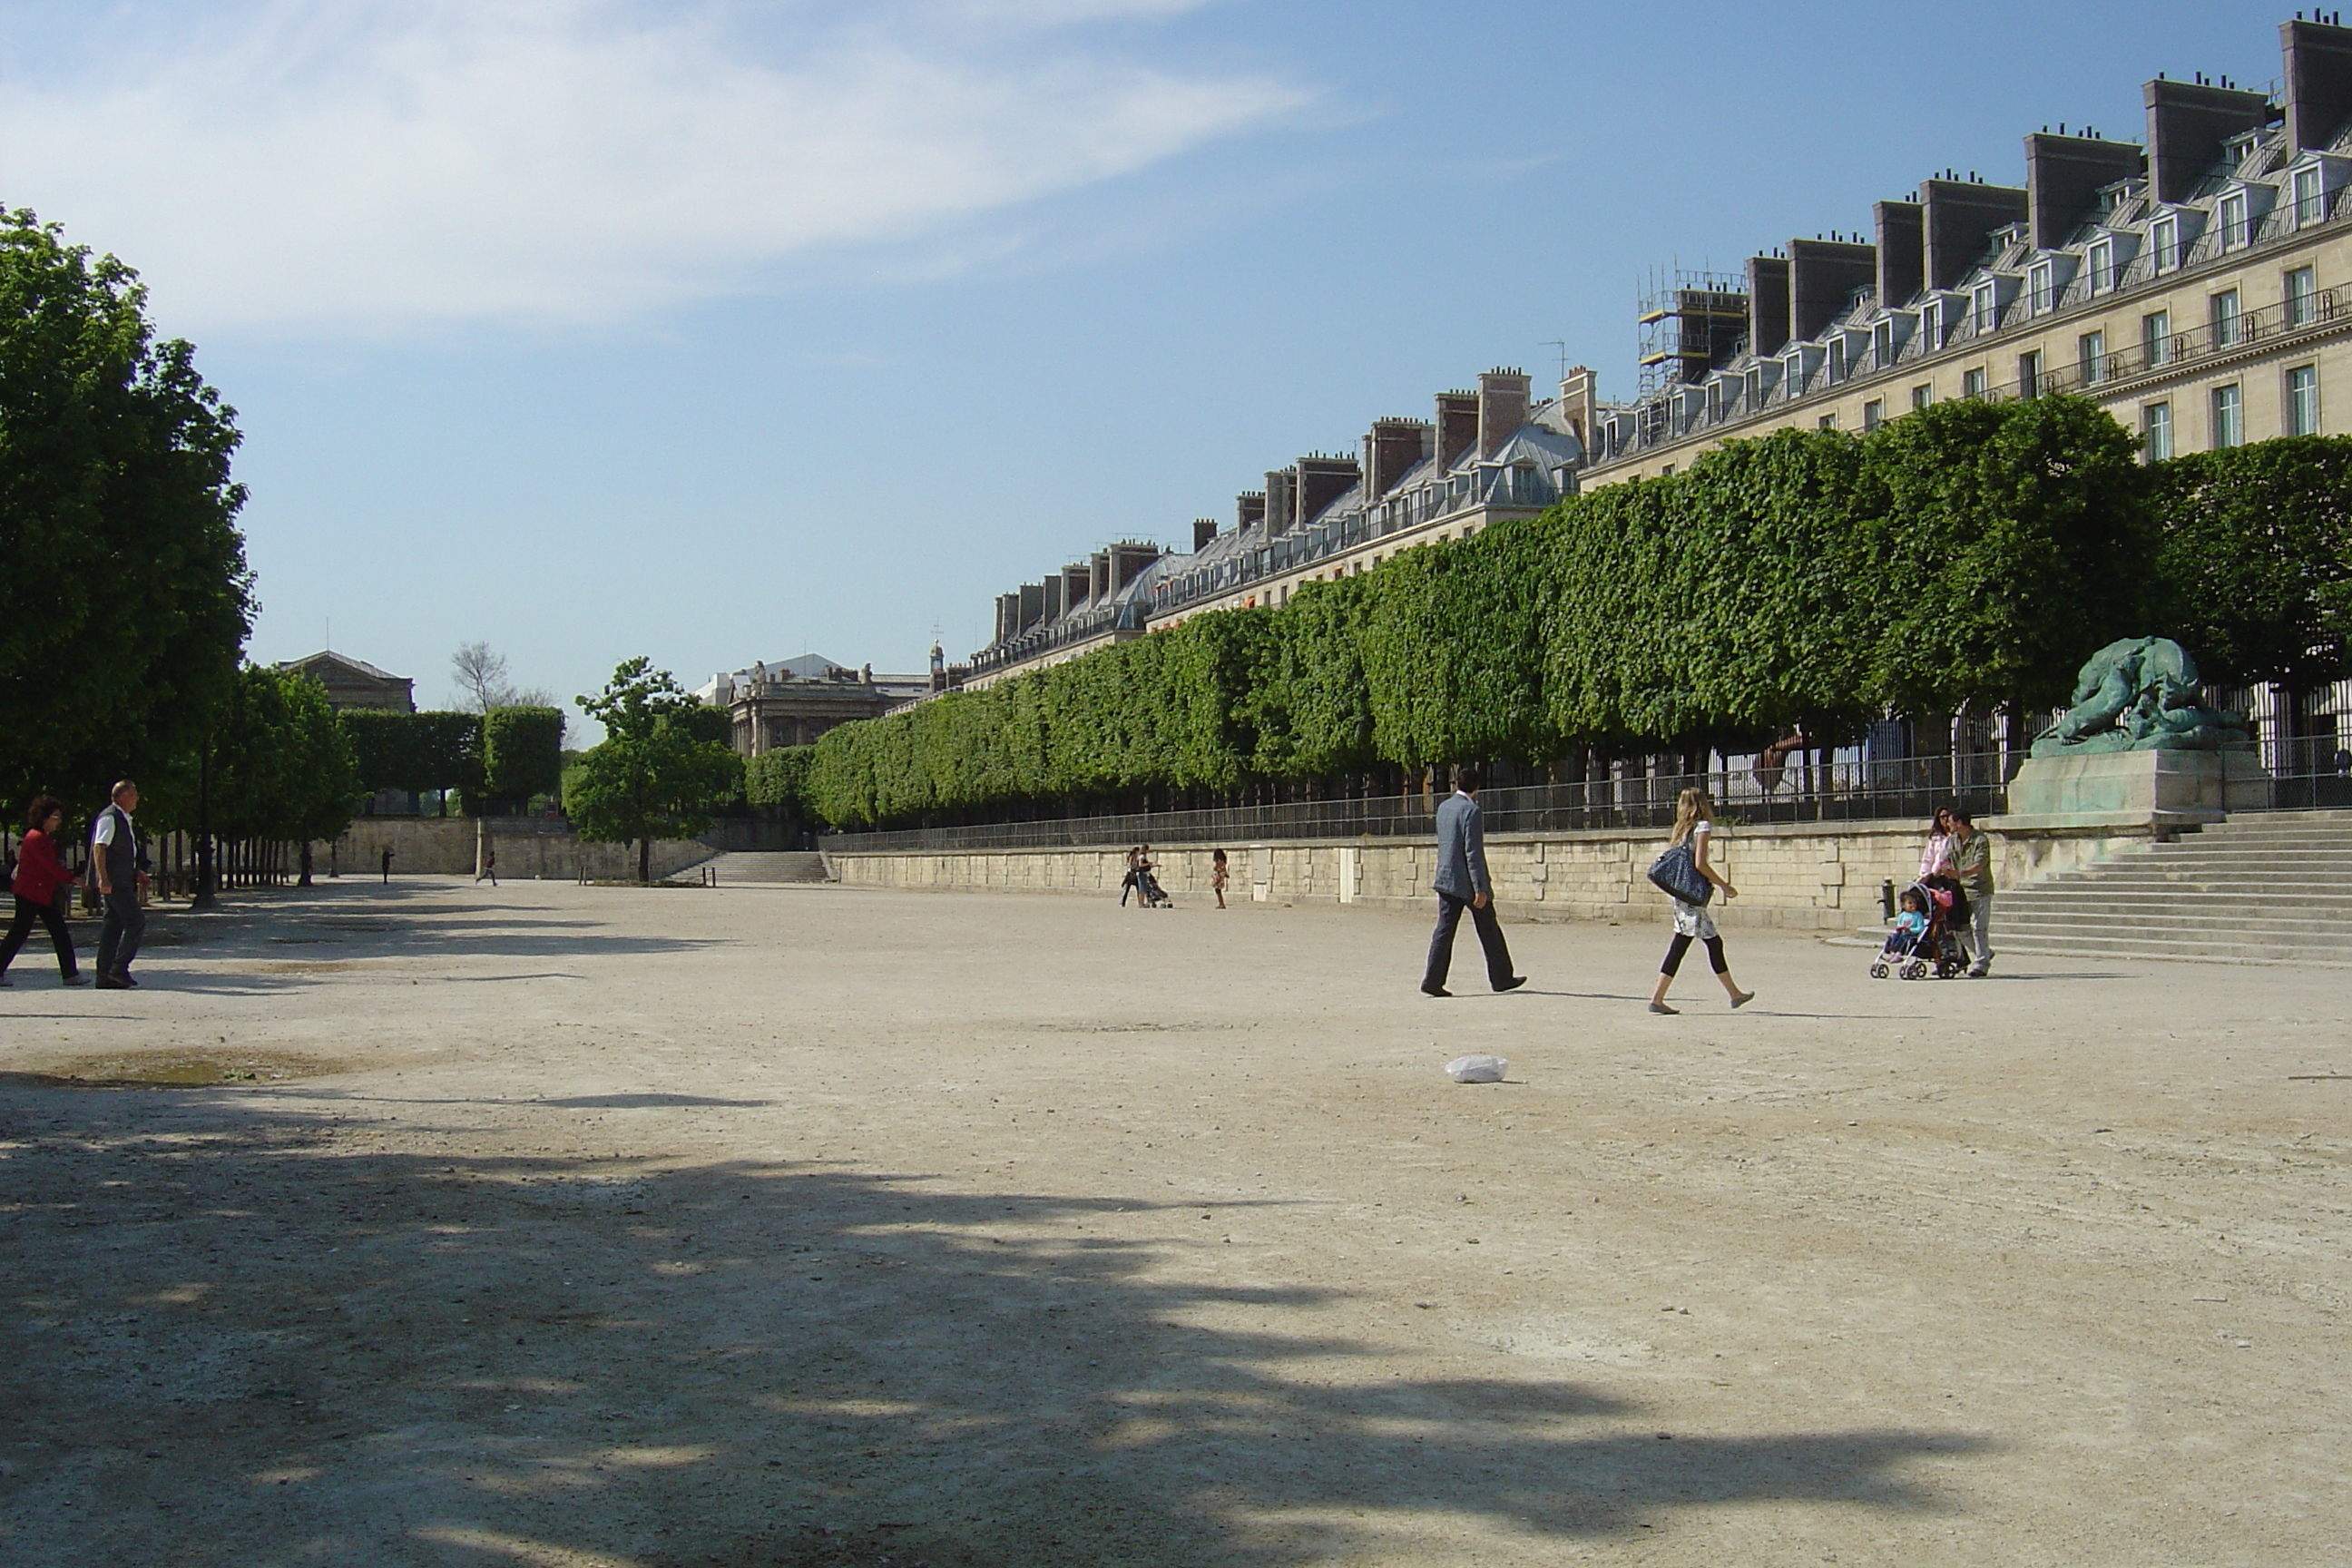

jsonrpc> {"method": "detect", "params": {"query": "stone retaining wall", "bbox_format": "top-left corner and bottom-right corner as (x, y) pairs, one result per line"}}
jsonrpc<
(326, 818), (716, 882)
(828, 815), (2159, 929)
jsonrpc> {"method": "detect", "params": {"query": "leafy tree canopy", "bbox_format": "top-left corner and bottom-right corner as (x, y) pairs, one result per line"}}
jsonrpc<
(567, 659), (740, 881)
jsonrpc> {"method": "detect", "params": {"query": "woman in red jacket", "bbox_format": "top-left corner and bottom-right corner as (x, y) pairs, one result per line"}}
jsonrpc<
(1, 796), (87, 986)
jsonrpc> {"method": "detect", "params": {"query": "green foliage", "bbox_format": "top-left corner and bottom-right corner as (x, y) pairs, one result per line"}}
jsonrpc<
(481, 706), (565, 807)
(568, 659), (741, 880)
(202, 668), (356, 843)
(0, 207), (254, 809)
(339, 710), (482, 806)
(802, 397), (2265, 830)
(2150, 435), (2352, 691)
(745, 746), (813, 810)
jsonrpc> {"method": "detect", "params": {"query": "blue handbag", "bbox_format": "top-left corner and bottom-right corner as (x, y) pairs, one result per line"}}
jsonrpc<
(1646, 839), (1713, 905)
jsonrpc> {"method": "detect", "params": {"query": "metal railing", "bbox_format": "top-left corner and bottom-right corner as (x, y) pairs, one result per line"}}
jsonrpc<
(821, 754), (2018, 856)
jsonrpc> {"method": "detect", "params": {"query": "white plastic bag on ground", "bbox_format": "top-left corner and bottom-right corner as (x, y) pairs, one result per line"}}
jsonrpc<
(1446, 1054), (1507, 1083)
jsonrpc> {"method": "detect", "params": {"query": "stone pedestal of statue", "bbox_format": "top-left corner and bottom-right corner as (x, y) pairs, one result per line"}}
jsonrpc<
(1996, 749), (2270, 830)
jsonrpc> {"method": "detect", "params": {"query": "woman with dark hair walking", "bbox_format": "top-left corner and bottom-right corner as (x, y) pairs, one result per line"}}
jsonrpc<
(1649, 788), (1753, 1014)
(0, 797), (87, 986)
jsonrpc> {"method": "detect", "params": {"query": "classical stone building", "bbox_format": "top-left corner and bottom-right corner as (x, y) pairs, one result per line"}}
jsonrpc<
(1583, 16), (2352, 482)
(698, 655), (933, 756)
(965, 368), (1584, 689)
(275, 651), (416, 712)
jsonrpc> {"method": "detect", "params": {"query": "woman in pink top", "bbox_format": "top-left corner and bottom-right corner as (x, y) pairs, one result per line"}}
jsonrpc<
(0, 797), (87, 985)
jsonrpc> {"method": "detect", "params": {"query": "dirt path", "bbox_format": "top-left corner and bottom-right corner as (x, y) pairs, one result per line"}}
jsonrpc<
(2, 878), (2346, 1566)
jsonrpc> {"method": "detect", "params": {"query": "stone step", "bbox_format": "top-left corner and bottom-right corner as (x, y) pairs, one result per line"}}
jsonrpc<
(1994, 933), (2352, 967)
(2000, 894), (2352, 916)
(2000, 914), (2351, 940)
(691, 851), (832, 884)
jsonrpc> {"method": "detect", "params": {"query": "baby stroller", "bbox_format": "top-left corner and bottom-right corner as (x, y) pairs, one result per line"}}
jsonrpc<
(1869, 876), (1972, 980)
(1133, 864), (1172, 907)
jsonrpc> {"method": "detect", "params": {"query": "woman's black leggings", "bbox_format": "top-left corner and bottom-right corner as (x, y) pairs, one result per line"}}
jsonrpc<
(1660, 932), (1728, 978)
(0, 894), (78, 978)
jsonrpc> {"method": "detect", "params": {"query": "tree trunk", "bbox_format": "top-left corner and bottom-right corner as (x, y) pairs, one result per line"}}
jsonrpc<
(638, 837), (652, 885)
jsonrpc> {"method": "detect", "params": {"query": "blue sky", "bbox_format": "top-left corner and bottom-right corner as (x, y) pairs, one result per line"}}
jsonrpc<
(0, 0), (2298, 716)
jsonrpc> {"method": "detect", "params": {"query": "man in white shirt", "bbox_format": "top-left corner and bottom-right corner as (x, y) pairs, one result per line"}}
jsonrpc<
(91, 779), (150, 989)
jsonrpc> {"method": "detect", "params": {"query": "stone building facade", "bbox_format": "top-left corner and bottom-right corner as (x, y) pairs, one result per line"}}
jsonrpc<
(275, 651), (416, 712)
(698, 654), (932, 756)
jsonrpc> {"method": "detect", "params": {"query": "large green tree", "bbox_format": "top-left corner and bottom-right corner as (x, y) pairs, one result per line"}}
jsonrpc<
(568, 660), (740, 882)
(0, 208), (253, 810)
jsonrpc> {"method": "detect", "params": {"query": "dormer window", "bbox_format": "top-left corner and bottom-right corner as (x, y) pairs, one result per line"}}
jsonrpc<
(2087, 239), (2115, 293)
(2294, 164), (2325, 226)
(2151, 214), (2180, 272)
(1920, 297), (1945, 349)
(2218, 190), (2249, 250)
(1971, 280), (1998, 331)
(2027, 260), (2055, 314)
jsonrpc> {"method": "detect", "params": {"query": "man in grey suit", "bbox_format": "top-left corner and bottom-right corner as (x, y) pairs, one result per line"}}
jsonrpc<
(1421, 766), (1525, 996)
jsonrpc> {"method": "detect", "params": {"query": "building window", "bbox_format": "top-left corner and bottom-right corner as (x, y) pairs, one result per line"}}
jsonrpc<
(1828, 339), (1847, 383)
(1971, 280), (1997, 331)
(2087, 239), (2115, 293)
(1863, 399), (1884, 431)
(2151, 215), (2180, 273)
(1817, 414), (1837, 430)
(1912, 384), (1933, 410)
(1873, 321), (1895, 368)
(2210, 289), (2241, 348)
(2019, 349), (2043, 397)
(1920, 299), (1942, 348)
(2287, 265), (2318, 328)
(2288, 363), (2320, 436)
(1962, 367), (1986, 399)
(2027, 260), (2054, 314)
(2143, 402), (2172, 461)
(2211, 383), (2243, 448)
(2079, 329), (2106, 385)
(2295, 163), (2324, 226)
(2143, 309), (2171, 368)
(2218, 190), (2249, 250)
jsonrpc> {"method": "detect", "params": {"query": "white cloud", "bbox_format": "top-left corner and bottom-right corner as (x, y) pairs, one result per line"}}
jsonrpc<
(0, 0), (1301, 334)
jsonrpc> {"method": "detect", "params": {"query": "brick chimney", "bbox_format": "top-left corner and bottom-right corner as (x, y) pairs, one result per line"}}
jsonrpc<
(1090, 551), (1111, 603)
(1364, 417), (1431, 500)
(2025, 132), (2144, 249)
(1063, 564), (1091, 610)
(1434, 390), (1478, 471)
(1193, 518), (1219, 551)
(1788, 239), (1877, 340)
(1747, 255), (1791, 357)
(1296, 456), (1362, 527)
(1477, 369), (1531, 458)
(2284, 15), (2352, 152)
(1921, 177), (2028, 290)
(1264, 469), (1298, 535)
(1557, 368), (1600, 456)
(1236, 491), (1267, 534)
(1875, 201), (1924, 308)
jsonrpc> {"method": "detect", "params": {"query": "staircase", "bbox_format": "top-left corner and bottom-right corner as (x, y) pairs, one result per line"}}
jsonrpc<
(1994, 810), (2352, 965)
(687, 851), (832, 885)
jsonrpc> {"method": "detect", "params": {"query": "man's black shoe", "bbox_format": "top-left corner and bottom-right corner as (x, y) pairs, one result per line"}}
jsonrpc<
(1494, 975), (1527, 993)
(113, 973), (139, 989)
(1420, 985), (1452, 997)
(61, 974), (90, 986)
(94, 975), (131, 990)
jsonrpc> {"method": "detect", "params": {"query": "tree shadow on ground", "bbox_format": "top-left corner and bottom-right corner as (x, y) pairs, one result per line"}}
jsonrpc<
(0, 1087), (1989, 1568)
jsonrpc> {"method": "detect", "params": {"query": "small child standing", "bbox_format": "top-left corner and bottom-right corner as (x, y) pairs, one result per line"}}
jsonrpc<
(1210, 848), (1228, 909)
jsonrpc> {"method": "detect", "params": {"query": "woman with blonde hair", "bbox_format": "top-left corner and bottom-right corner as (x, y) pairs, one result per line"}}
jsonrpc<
(1649, 787), (1754, 1014)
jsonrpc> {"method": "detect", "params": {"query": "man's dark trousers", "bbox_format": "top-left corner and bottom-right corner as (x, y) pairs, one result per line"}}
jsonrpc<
(94, 890), (144, 980)
(1424, 891), (1514, 992)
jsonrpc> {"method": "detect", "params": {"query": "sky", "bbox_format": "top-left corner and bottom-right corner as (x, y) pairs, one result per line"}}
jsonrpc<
(0, 0), (2305, 719)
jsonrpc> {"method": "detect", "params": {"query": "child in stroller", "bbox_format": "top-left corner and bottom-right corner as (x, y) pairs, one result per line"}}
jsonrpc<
(1870, 877), (1972, 979)
(1121, 845), (1173, 908)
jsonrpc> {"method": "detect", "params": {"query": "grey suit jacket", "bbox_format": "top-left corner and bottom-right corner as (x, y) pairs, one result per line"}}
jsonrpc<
(1432, 791), (1489, 899)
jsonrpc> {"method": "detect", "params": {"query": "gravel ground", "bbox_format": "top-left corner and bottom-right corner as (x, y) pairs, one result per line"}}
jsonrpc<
(1, 877), (2346, 1567)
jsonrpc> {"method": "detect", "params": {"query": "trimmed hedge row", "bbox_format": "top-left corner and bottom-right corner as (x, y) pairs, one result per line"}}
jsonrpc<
(803, 402), (2341, 829)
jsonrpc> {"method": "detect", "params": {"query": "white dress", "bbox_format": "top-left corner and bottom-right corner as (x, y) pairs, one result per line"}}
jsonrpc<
(1671, 820), (1718, 939)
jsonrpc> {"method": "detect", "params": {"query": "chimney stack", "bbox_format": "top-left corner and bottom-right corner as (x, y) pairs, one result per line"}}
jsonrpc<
(1874, 201), (1925, 307)
(1434, 390), (1479, 471)
(1193, 518), (1219, 551)
(1557, 368), (1600, 455)
(1788, 238), (1877, 340)
(995, 593), (1019, 644)
(2285, 15), (2352, 151)
(1041, 573), (1065, 622)
(1236, 491), (1267, 534)
(1477, 368), (1531, 457)
(1747, 255), (1792, 357)
(1063, 564), (1091, 610)
(1296, 456), (1361, 527)
(1018, 583), (1045, 632)
(1264, 469), (1298, 535)
(1090, 551), (1111, 603)
(2024, 132), (2144, 248)
(1921, 178), (2029, 290)
(1364, 417), (1431, 500)
(2145, 77), (2273, 203)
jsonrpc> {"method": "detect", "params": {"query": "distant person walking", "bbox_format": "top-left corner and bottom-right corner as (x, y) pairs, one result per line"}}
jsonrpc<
(1210, 848), (1228, 909)
(90, 779), (149, 990)
(476, 848), (497, 886)
(1948, 808), (1994, 977)
(1421, 766), (1525, 997)
(0, 797), (87, 987)
(381, 847), (394, 884)
(1649, 788), (1753, 1014)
